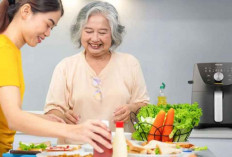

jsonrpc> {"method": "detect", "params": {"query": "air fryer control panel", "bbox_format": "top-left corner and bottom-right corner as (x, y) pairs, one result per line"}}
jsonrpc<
(198, 63), (232, 86)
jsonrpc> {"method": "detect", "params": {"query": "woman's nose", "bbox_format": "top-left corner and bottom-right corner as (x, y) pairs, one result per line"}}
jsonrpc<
(91, 32), (100, 42)
(44, 28), (51, 37)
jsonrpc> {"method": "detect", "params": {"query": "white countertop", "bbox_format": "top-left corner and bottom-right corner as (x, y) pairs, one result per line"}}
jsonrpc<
(20, 111), (232, 139)
(190, 128), (232, 138)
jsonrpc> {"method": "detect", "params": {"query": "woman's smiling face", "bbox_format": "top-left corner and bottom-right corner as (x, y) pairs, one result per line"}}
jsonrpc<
(21, 4), (61, 47)
(81, 13), (112, 57)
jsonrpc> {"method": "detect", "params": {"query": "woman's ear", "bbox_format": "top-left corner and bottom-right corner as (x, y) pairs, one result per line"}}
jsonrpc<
(20, 4), (32, 20)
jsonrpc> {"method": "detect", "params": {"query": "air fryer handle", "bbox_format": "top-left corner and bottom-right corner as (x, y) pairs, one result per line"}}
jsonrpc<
(214, 90), (223, 122)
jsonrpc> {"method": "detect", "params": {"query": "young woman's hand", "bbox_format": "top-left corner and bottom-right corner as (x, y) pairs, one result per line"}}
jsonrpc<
(66, 119), (112, 153)
(64, 110), (80, 124)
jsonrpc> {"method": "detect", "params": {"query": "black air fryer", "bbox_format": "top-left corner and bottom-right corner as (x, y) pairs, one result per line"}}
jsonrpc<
(190, 63), (232, 128)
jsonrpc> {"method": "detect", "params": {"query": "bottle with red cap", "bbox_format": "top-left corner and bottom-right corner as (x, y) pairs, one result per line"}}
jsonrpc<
(93, 120), (112, 157)
(112, 121), (127, 157)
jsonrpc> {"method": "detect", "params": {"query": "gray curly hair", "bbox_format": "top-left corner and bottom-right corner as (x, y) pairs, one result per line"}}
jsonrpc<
(71, 1), (125, 50)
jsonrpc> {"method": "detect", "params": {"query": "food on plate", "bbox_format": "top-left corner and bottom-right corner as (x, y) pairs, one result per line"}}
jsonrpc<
(147, 110), (166, 142)
(132, 103), (202, 142)
(156, 144), (181, 155)
(126, 139), (146, 153)
(143, 140), (176, 149)
(126, 139), (182, 155)
(47, 154), (92, 157)
(18, 141), (51, 151)
(176, 142), (194, 149)
(162, 108), (175, 142)
(46, 145), (81, 151)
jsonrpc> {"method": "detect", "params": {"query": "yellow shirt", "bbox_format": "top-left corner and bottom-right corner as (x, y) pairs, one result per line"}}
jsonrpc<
(0, 35), (25, 154)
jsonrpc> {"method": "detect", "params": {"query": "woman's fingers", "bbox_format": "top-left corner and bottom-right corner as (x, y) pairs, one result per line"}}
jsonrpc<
(90, 121), (112, 141)
(80, 120), (112, 152)
(114, 107), (125, 117)
(90, 119), (108, 130)
(65, 111), (78, 124)
(65, 120), (112, 153)
(114, 109), (131, 122)
(121, 115), (129, 122)
(64, 118), (75, 124)
(88, 130), (112, 149)
(44, 114), (66, 123)
(86, 138), (103, 153)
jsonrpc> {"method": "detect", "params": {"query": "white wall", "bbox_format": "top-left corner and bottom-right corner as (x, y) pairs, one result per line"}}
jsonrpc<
(21, 0), (232, 110)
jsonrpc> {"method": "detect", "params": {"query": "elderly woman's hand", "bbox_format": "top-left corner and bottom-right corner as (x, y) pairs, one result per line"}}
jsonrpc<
(64, 110), (80, 124)
(113, 104), (133, 123)
(66, 119), (112, 153)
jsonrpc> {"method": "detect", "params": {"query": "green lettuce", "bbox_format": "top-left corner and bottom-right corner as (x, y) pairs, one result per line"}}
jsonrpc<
(155, 147), (160, 154)
(19, 141), (47, 151)
(132, 103), (202, 142)
(194, 146), (208, 151)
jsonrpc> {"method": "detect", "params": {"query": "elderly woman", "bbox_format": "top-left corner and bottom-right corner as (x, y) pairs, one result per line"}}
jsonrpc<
(44, 1), (149, 144)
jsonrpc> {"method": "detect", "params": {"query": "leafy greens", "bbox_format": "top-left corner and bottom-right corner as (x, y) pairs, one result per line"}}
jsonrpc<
(132, 103), (202, 142)
(19, 141), (47, 151)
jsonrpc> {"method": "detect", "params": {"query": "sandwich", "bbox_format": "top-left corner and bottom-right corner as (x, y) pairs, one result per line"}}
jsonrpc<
(126, 139), (146, 153)
(143, 140), (176, 149)
(18, 141), (51, 151)
(156, 144), (181, 155)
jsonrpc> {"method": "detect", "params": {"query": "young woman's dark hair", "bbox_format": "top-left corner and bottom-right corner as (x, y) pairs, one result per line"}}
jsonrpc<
(0, 0), (64, 33)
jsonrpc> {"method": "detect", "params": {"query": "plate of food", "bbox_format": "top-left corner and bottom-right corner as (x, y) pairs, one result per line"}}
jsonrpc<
(126, 139), (196, 157)
(36, 144), (85, 157)
(10, 141), (51, 155)
(46, 145), (81, 151)
(36, 150), (92, 157)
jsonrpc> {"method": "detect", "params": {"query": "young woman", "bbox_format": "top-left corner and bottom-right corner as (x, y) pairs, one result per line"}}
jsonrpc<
(0, 0), (111, 155)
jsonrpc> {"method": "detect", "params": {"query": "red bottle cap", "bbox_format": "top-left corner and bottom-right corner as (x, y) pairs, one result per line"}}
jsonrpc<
(116, 121), (124, 128)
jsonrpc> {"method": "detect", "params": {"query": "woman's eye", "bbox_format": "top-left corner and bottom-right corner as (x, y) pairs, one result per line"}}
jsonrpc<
(99, 32), (106, 35)
(86, 31), (93, 34)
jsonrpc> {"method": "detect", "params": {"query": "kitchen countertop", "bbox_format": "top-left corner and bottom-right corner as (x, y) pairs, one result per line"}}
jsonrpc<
(24, 111), (232, 139)
(190, 127), (232, 138)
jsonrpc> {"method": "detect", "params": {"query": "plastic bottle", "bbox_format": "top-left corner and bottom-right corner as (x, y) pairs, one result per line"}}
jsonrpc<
(93, 120), (112, 157)
(157, 82), (167, 106)
(112, 121), (127, 157)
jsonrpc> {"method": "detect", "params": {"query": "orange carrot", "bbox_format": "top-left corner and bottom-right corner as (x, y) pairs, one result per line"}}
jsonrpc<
(162, 108), (175, 142)
(147, 110), (166, 142)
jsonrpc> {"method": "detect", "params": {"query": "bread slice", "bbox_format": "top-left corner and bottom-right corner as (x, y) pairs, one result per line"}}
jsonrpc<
(17, 148), (42, 151)
(144, 140), (176, 149)
(28, 148), (43, 151)
(157, 144), (181, 155)
(126, 139), (146, 152)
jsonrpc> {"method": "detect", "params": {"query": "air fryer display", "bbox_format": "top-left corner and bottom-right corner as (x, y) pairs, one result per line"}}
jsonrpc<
(198, 63), (232, 86)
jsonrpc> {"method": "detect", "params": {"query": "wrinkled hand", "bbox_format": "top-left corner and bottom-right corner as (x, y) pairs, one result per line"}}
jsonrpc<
(66, 119), (112, 153)
(43, 114), (65, 123)
(113, 104), (132, 122)
(64, 110), (80, 124)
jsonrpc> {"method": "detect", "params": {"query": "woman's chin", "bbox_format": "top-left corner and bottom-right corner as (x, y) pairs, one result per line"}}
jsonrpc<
(27, 42), (38, 47)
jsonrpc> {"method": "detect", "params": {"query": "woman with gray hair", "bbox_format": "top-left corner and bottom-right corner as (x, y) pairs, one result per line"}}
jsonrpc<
(44, 1), (149, 144)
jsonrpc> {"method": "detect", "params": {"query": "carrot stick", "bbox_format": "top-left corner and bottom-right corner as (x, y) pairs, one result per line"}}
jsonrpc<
(162, 108), (175, 142)
(147, 110), (166, 142)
